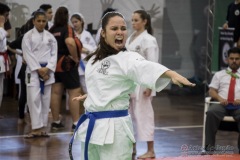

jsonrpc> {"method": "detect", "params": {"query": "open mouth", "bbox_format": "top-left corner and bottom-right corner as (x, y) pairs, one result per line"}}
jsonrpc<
(115, 39), (123, 45)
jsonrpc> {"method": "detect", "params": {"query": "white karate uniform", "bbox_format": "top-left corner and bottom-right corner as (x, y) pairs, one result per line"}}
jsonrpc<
(76, 51), (170, 160)
(22, 27), (57, 129)
(77, 30), (97, 76)
(76, 30), (97, 93)
(0, 27), (8, 108)
(126, 30), (160, 141)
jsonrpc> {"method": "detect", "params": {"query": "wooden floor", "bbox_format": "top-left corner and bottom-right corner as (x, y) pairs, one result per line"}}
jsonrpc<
(0, 91), (239, 160)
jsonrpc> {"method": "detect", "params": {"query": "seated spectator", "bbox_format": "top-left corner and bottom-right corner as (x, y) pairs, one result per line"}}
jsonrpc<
(205, 47), (240, 153)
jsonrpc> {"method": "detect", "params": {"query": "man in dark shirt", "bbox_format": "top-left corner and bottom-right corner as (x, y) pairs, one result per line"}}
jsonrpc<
(223, 0), (240, 47)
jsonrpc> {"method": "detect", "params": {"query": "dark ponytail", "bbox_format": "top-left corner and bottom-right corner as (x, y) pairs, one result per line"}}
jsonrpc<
(134, 10), (153, 35)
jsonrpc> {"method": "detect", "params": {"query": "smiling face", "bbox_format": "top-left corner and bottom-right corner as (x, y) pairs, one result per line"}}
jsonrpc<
(101, 15), (127, 51)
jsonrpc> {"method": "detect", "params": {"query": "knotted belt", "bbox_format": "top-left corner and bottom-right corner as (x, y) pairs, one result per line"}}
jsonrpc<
(39, 63), (47, 94)
(69, 109), (128, 160)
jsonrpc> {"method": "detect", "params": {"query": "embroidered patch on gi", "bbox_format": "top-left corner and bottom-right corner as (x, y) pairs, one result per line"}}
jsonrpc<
(97, 60), (110, 75)
(135, 57), (145, 61)
(135, 45), (141, 53)
(48, 39), (53, 44)
(235, 10), (240, 16)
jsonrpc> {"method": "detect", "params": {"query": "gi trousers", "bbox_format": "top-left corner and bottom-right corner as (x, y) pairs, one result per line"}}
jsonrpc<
(80, 118), (133, 160)
(27, 85), (51, 130)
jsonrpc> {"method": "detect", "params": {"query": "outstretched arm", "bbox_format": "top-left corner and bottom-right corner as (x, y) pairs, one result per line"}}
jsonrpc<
(162, 70), (196, 87)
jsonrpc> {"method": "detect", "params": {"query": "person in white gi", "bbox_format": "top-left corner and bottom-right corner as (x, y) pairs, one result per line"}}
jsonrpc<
(0, 3), (11, 119)
(22, 11), (57, 137)
(125, 10), (159, 159)
(69, 12), (195, 160)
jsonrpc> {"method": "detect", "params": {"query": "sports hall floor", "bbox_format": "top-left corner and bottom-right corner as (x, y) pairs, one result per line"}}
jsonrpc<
(0, 91), (239, 160)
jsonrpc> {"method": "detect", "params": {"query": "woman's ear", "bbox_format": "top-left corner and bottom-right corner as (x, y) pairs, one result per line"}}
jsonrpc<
(143, 19), (147, 26)
(101, 29), (105, 38)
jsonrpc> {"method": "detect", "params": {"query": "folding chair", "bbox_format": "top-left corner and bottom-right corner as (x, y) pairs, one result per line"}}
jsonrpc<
(202, 97), (239, 151)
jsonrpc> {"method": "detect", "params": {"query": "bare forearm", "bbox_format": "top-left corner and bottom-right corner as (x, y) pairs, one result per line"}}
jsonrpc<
(66, 38), (78, 59)
(209, 88), (222, 101)
(67, 44), (78, 58)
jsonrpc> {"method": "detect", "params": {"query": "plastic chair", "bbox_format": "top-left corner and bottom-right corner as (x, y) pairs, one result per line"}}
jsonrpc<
(202, 97), (239, 149)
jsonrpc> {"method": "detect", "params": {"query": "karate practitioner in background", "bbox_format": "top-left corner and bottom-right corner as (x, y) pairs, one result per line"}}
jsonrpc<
(70, 11), (195, 160)
(22, 11), (57, 137)
(126, 10), (159, 159)
(70, 12), (97, 94)
(7, 10), (36, 124)
(0, 3), (11, 119)
(65, 13), (97, 115)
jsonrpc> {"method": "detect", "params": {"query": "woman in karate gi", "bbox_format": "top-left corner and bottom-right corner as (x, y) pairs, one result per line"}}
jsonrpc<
(125, 10), (158, 158)
(70, 12), (195, 160)
(22, 11), (57, 137)
(0, 3), (10, 119)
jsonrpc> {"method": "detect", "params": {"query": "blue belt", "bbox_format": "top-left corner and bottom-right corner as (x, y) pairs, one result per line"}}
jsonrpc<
(79, 60), (85, 71)
(39, 63), (47, 94)
(69, 109), (128, 160)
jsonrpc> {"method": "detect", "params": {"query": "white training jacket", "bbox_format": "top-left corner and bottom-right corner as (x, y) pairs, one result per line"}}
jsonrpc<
(76, 50), (170, 145)
(126, 30), (159, 98)
(22, 27), (57, 86)
(0, 27), (8, 73)
(75, 29), (97, 75)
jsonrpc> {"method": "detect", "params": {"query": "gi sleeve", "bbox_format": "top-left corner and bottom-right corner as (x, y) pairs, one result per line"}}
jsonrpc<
(0, 27), (7, 41)
(46, 35), (58, 72)
(22, 33), (41, 71)
(126, 52), (171, 92)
